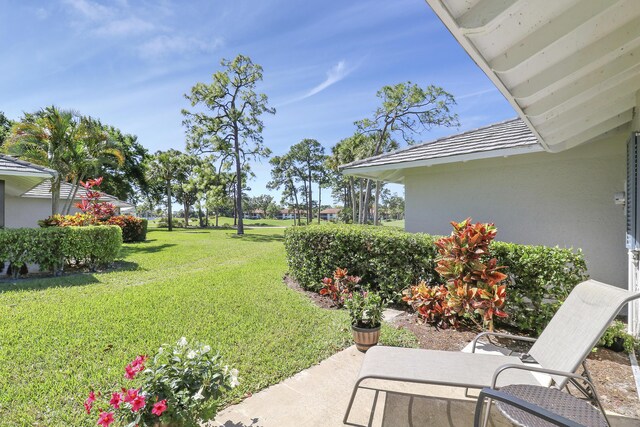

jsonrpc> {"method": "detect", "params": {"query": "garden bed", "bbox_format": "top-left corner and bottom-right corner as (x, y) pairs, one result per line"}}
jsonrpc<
(286, 275), (640, 419)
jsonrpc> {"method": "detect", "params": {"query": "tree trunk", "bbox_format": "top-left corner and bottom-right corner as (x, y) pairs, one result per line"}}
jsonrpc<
(184, 202), (190, 228)
(215, 208), (219, 227)
(62, 176), (81, 215)
(317, 182), (321, 224)
(374, 180), (380, 226)
(51, 178), (61, 215)
(349, 177), (357, 224)
(166, 181), (173, 232)
(233, 128), (244, 235)
(362, 179), (373, 224)
(308, 169), (312, 224)
(292, 182), (300, 226)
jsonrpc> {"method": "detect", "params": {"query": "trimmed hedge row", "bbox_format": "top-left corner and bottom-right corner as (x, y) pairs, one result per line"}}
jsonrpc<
(284, 224), (439, 300)
(0, 226), (122, 277)
(284, 224), (588, 333)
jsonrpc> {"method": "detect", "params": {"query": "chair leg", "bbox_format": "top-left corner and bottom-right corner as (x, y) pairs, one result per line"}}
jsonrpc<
(344, 379), (364, 425)
(565, 362), (611, 427)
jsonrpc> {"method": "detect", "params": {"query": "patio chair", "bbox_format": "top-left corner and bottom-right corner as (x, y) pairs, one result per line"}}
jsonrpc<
(343, 280), (640, 426)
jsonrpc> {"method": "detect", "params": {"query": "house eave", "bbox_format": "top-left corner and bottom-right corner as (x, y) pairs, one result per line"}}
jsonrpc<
(342, 143), (543, 183)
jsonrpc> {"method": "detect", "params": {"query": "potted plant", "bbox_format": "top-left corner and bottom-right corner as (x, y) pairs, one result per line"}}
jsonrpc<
(84, 337), (239, 427)
(599, 320), (638, 353)
(345, 291), (385, 352)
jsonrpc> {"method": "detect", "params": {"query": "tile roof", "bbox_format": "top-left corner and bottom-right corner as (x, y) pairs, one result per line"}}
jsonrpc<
(0, 154), (57, 176)
(341, 118), (540, 171)
(23, 180), (134, 208)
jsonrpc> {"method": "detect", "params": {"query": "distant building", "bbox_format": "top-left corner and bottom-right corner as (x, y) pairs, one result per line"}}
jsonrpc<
(319, 208), (341, 221)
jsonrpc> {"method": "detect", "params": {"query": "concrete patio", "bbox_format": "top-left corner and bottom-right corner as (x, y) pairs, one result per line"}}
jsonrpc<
(212, 345), (639, 427)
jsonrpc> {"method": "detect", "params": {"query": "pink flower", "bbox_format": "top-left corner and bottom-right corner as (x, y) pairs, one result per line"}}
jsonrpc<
(109, 392), (122, 409)
(97, 411), (114, 427)
(84, 391), (96, 414)
(124, 365), (137, 379)
(130, 395), (146, 412)
(124, 355), (147, 379)
(123, 388), (139, 403)
(151, 399), (167, 416)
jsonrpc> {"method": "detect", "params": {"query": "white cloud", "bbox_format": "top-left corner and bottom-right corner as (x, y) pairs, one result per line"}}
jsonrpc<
(93, 16), (155, 37)
(138, 35), (224, 59)
(278, 60), (356, 107)
(63, 0), (112, 21)
(63, 0), (154, 37)
(305, 61), (351, 98)
(457, 87), (496, 100)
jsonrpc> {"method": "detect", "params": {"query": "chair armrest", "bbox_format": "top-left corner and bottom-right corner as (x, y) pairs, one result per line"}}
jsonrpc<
(474, 388), (586, 427)
(471, 331), (537, 353)
(490, 363), (592, 389)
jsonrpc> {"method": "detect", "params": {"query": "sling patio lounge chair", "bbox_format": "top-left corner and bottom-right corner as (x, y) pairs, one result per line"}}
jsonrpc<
(343, 279), (640, 426)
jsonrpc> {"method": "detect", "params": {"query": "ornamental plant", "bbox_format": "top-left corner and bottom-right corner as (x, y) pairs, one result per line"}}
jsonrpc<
(84, 337), (238, 427)
(319, 267), (362, 307)
(76, 177), (117, 220)
(404, 218), (508, 331)
(402, 281), (456, 329)
(345, 291), (385, 329)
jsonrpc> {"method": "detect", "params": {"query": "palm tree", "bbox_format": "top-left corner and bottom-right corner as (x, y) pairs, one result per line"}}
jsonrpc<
(61, 118), (124, 214)
(146, 150), (186, 231)
(3, 106), (80, 214)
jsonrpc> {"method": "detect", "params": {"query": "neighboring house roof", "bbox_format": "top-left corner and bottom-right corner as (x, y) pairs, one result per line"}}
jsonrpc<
(23, 180), (135, 209)
(341, 118), (542, 183)
(0, 154), (57, 176)
(0, 154), (57, 195)
(424, 0), (640, 152)
(320, 208), (341, 214)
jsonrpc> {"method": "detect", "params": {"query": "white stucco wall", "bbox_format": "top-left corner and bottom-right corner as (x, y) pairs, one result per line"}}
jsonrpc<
(5, 195), (51, 228)
(404, 133), (628, 289)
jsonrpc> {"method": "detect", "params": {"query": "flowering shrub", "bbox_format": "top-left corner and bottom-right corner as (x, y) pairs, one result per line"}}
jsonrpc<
(84, 337), (238, 427)
(319, 268), (362, 306)
(403, 219), (508, 331)
(76, 177), (116, 220)
(345, 291), (385, 329)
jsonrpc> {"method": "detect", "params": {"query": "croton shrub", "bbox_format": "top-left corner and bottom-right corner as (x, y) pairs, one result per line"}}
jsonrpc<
(403, 219), (508, 331)
(0, 226), (122, 277)
(284, 223), (587, 334)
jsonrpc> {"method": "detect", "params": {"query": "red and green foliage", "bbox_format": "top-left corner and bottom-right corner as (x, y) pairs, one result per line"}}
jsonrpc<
(404, 219), (508, 331)
(76, 177), (117, 220)
(319, 268), (362, 307)
(402, 281), (456, 329)
(40, 177), (146, 243)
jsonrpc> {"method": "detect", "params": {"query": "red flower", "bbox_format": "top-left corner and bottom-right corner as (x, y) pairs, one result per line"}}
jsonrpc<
(123, 388), (139, 403)
(84, 391), (96, 414)
(130, 395), (146, 412)
(125, 355), (147, 379)
(109, 392), (122, 409)
(151, 399), (168, 416)
(97, 411), (115, 427)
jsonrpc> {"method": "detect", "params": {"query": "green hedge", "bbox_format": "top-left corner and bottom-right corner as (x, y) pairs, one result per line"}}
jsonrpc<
(491, 242), (588, 334)
(284, 224), (438, 301)
(0, 226), (122, 277)
(284, 224), (588, 333)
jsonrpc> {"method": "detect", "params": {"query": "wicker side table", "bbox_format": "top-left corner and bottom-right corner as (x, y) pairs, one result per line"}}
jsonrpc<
(475, 384), (609, 427)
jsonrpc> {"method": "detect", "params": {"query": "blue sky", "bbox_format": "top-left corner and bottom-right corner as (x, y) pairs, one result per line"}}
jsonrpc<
(0, 0), (516, 204)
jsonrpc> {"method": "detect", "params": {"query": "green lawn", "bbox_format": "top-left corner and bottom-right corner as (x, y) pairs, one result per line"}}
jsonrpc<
(381, 219), (405, 229)
(0, 228), (415, 426)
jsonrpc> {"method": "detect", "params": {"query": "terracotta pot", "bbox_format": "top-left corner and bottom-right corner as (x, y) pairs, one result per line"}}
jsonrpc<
(352, 325), (381, 352)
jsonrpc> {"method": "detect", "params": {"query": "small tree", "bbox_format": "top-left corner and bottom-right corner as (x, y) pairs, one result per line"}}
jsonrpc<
(146, 150), (186, 231)
(183, 55), (275, 235)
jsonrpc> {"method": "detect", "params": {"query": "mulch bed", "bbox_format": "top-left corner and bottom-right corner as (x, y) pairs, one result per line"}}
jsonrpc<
(284, 275), (640, 419)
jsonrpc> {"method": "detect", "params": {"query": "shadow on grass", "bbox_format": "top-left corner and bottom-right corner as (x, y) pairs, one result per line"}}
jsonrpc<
(0, 273), (101, 294)
(119, 243), (177, 256)
(228, 233), (285, 243)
